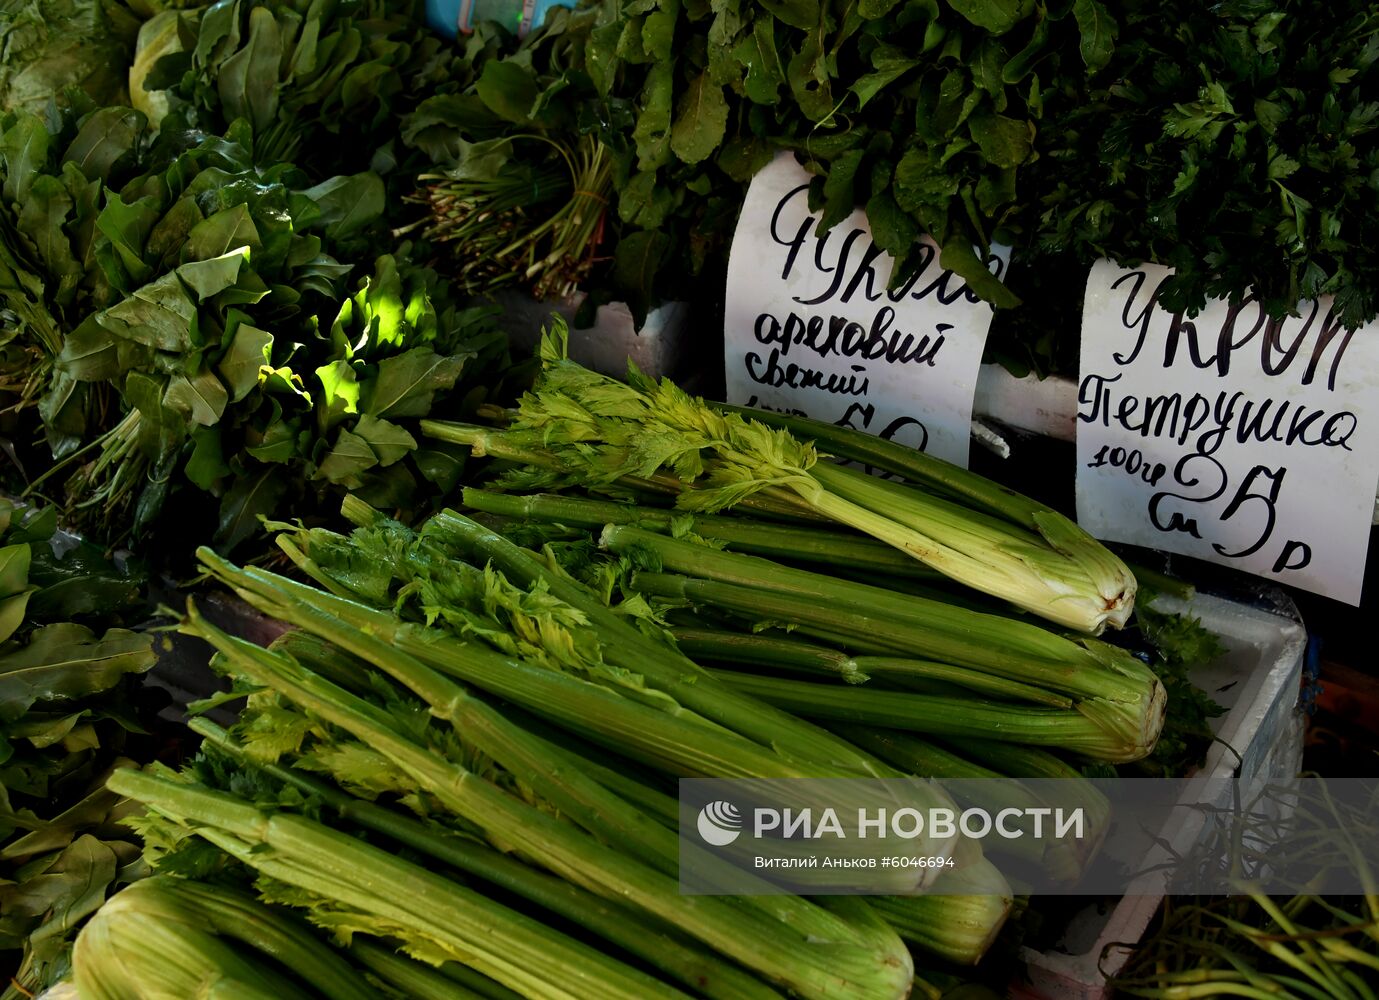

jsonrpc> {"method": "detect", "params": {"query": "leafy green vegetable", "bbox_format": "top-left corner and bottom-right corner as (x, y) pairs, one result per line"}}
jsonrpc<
(1130, 587), (1227, 778)
(1031, 0), (1379, 329)
(0, 0), (142, 116)
(400, 0), (1115, 318)
(0, 103), (522, 556)
(143, 0), (463, 176)
(0, 497), (157, 1000)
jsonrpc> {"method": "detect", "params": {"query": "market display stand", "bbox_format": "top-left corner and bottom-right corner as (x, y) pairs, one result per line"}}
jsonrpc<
(142, 301), (1308, 1000)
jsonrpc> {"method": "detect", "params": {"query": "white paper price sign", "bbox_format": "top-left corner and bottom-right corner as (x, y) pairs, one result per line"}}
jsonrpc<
(1076, 259), (1379, 604)
(723, 154), (1009, 467)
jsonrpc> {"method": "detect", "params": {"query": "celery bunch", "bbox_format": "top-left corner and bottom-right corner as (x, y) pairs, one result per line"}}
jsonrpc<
(73, 876), (372, 1000)
(141, 543), (921, 1000)
(423, 324), (1136, 634)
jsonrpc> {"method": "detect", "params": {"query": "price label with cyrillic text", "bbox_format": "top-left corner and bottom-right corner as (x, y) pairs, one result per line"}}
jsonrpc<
(723, 154), (1009, 468)
(1076, 259), (1379, 604)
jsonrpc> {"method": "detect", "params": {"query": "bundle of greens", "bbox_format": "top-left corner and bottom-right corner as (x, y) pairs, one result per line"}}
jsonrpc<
(399, 0), (1117, 318)
(1033, 0), (1379, 326)
(136, 0), (462, 177)
(400, 0), (1379, 360)
(425, 327), (1138, 634)
(1129, 582), (1227, 778)
(0, 499), (158, 1000)
(0, 0), (145, 115)
(468, 481), (1227, 773)
(457, 489), (1163, 764)
(223, 485), (1153, 963)
(405, 134), (613, 302)
(0, 103), (519, 554)
(112, 570), (926, 999)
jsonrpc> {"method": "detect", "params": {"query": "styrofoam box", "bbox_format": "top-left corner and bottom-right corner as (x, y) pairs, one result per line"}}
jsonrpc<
(492, 290), (692, 380)
(1011, 591), (1307, 1000)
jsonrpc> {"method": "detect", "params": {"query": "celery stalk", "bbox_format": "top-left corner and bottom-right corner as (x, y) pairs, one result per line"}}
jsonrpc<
(176, 606), (917, 1000)
(422, 335), (1134, 632)
(870, 889), (1011, 967)
(712, 402), (1137, 631)
(460, 488), (941, 579)
(74, 906), (295, 1000)
(200, 547), (821, 784)
(603, 525), (1146, 697)
(109, 770), (685, 1000)
(426, 422), (824, 522)
(199, 546), (959, 883)
(349, 940), (509, 1000)
(145, 878), (378, 1000)
(421, 510), (894, 778)
(710, 669), (1157, 763)
(73, 877), (357, 1000)
(671, 626), (1074, 707)
(835, 726), (1109, 881)
(631, 568), (1164, 762)
(193, 720), (784, 1000)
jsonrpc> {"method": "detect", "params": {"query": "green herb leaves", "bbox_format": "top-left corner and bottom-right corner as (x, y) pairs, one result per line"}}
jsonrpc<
(670, 73), (729, 164)
(0, 498), (154, 1000)
(0, 104), (509, 555)
(400, 0), (1118, 316)
(1032, 0), (1379, 329)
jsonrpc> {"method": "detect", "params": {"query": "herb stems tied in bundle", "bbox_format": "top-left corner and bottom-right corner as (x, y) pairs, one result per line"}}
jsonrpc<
(407, 136), (612, 301)
(423, 324), (1136, 633)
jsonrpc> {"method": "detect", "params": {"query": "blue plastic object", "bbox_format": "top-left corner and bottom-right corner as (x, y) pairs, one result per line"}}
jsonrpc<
(425, 0), (462, 35)
(426, 0), (575, 37)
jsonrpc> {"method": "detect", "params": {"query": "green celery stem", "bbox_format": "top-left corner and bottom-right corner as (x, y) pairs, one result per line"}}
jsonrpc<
(179, 594), (916, 1000)
(671, 626), (1073, 708)
(709, 670), (1153, 763)
(604, 526), (1129, 698)
(460, 488), (941, 579)
(194, 721), (782, 1000)
(108, 768), (681, 1000)
(423, 511), (898, 779)
(349, 939), (508, 1000)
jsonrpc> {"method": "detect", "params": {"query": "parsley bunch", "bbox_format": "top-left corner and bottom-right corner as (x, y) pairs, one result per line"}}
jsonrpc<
(1033, 0), (1379, 325)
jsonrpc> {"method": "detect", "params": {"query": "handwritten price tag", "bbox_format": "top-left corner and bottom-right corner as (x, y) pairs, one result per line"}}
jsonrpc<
(1076, 259), (1379, 604)
(723, 154), (1009, 468)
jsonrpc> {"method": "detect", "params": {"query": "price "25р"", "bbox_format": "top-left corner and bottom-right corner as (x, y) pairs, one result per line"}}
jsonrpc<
(1149, 456), (1311, 574)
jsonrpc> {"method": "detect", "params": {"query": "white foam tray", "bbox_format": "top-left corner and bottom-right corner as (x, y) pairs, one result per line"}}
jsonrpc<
(492, 290), (691, 380)
(1012, 591), (1307, 1000)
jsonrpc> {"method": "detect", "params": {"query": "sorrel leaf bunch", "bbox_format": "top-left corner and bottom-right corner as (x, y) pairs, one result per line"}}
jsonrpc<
(138, 0), (464, 177)
(0, 0), (144, 116)
(0, 498), (157, 1000)
(0, 104), (516, 553)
